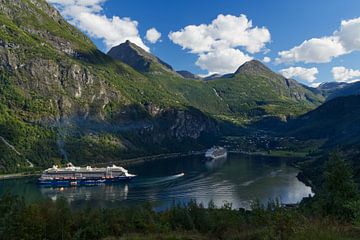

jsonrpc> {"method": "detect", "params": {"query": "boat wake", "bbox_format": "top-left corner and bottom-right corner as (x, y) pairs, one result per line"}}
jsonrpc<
(135, 173), (185, 186)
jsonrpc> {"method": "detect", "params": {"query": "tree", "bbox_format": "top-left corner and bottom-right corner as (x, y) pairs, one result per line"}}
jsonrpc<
(319, 152), (359, 221)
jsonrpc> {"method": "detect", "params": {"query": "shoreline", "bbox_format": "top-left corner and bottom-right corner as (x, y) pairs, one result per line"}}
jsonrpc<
(0, 150), (206, 180)
(0, 172), (41, 180)
(99, 150), (206, 167)
(0, 150), (307, 180)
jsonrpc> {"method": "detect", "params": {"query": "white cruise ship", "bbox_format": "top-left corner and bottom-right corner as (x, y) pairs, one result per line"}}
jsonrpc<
(205, 146), (227, 160)
(38, 163), (136, 187)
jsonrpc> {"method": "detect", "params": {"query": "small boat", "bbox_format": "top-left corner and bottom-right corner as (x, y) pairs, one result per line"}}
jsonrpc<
(205, 146), (227, 160)
(38, 163), (136, 187)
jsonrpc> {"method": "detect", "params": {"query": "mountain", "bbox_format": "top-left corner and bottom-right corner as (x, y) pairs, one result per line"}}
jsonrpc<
(234, 59), (274, 76)
(176, 70), (201, 79)
(320, 81), (360, 100)
(204, 73), (223, 80)
(203, 73), (234, 80)
(285, 95), (360, 188)
(106, 42), (324, 121)
(0, 0), (217, 173)
(205, 60), (324, 122)
(318, 82), (349, 92)
(285, 95), (360, 146)
(0, 0), (325, 173)
(108, 40), (182, 77)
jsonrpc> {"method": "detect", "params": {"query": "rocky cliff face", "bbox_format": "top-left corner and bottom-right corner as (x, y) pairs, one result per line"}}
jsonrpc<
(154, 107), (218, 140)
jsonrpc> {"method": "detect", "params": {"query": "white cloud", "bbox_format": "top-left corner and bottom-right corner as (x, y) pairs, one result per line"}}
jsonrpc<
(277, 17), (360, 64)
(169, 24), (213, 53)
(279, 67), (319, 83)
(196, 48), (253, 75)
(169, 14), (270, 54)
(169, 14), (270, 74)
(332, 66), (360, 83)
(262, 56), (271, 63)
(47, 0), (149, 51)
(336, 18), (360, 52)
(277, 37), (345, 64)
(146, 28), (161, 44)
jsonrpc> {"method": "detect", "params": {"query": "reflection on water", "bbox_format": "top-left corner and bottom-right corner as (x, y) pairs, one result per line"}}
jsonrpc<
(205, 156), (227, 171)
(0, 153), (313, 210)
(40, 184), (129, 202)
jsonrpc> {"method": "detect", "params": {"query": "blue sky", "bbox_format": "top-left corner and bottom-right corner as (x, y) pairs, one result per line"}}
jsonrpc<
(48, 0), (360, 86)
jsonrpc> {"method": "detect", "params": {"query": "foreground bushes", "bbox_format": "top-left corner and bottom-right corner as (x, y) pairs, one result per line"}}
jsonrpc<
(0, 195), (360, 240)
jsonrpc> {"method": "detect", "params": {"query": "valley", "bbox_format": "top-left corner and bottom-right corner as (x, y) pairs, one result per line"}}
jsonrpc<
(0, 1), (360, 192)
(2, 1), (360, 239)
(0, 0), (334, 175)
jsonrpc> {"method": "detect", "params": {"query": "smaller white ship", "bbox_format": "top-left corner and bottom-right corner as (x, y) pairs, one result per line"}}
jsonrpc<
(205, 146), (227, 160)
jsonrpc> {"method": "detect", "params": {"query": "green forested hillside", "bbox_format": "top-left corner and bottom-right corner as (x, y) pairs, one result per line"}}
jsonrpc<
(108, 43), (324, 124)
(0, 0), (324, 173)
(286, 95), (360, 146)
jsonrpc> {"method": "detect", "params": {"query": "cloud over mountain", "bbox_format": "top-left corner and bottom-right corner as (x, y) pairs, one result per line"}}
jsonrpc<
(280, 67), (319, 83)
(169, 14), (270, 74)
(47, 0), (149, 51)
(277, 17), (360, 64)
(332, 66), (360, 83)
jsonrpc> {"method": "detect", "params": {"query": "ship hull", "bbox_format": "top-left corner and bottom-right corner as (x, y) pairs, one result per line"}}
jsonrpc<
(37, 176), (135, 187)
(205, 152), (227, 161)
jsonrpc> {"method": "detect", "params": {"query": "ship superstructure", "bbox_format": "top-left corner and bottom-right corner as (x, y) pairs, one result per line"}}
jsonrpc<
(205, 146), (227, 160)
(38, 163), (136, 186)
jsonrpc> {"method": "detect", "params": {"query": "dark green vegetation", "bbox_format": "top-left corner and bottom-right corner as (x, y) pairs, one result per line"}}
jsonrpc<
(0, 0), (327, 173)
(285, 95), (360, 147)
(1, 153), (360, 240)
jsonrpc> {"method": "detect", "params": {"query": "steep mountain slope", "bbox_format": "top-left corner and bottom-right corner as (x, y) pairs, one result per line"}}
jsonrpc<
(206, 60), (324, 122)
(287, 95), (360, 189)
(109, 44), (324, 124)
(285, 95), (360, 146)
(0, 0), (217, 173)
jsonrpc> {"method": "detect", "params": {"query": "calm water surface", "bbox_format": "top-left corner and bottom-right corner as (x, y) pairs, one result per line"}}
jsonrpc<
(0, 153), (313, 210)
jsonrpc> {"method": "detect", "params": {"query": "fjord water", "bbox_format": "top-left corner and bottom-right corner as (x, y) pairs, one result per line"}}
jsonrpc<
(0, 154), (312, 210)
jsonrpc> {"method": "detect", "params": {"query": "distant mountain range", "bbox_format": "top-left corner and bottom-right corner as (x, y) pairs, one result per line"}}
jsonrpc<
(317, 81), (360, 100)
(1, 0), (359, 174)
(176, 70), (202, 79)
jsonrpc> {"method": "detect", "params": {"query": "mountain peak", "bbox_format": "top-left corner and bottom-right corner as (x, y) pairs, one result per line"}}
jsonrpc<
(234, 60), (273, 76)
(107, 40), (177, 75)
(318, 82), (348, 90)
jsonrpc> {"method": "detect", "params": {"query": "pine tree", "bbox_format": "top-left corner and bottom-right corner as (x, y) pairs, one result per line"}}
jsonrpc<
(320, 152), (359, 221)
